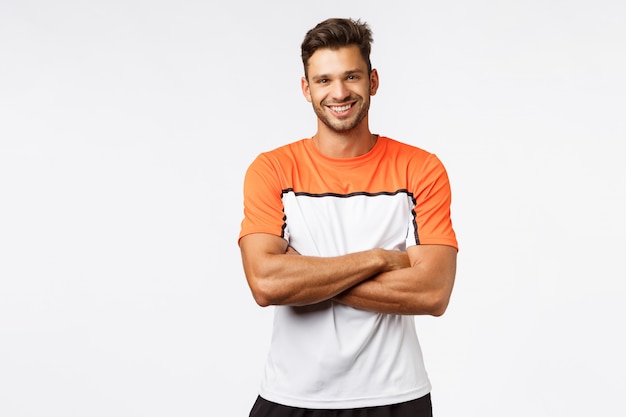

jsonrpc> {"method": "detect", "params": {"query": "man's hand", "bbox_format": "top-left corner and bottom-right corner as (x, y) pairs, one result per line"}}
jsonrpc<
(379, 249), (411, 272)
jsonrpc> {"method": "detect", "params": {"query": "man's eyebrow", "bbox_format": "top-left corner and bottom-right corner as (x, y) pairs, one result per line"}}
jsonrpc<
(311, 69), (365, 81)
(344, 69), (365, 77)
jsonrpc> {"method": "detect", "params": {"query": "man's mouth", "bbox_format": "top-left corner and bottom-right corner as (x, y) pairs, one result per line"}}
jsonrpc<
(328, 103), (353, 114)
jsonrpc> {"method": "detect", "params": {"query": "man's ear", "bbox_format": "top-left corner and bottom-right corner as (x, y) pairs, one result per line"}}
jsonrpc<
(301, 77), (312, 103)
(369, 69), (379, 96)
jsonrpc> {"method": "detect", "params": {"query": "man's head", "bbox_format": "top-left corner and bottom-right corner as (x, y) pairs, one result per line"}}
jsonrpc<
(301, 18), (373, 80)
(300, 18), (378, 135)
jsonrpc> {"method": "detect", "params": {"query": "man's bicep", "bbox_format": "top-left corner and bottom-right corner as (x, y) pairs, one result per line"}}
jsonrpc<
(240, 233), (289, 270)
(405, 244), (457, 315)
(406, 244), (457, 284)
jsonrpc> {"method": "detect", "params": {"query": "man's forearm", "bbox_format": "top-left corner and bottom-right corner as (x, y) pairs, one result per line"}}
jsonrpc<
(240, 234), (411, 307)
(332, 269), (445, 315)
(251, 250), (385, 307)
(333, 246), (457, 316)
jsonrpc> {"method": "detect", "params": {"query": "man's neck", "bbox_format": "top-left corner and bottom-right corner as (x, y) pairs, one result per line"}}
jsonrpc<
(312, 123), (377, 159)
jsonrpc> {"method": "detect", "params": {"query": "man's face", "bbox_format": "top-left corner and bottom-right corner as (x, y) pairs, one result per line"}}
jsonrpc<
(302, 45), (378, 133)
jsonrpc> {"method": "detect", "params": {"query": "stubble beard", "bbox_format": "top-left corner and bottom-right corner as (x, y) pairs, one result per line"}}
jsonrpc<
(313, 95), (370, 133)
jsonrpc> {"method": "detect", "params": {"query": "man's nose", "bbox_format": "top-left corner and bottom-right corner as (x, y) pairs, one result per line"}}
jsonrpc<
(329, 81), (350, 101)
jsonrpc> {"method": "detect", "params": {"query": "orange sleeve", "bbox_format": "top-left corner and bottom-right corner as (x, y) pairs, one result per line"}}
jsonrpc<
(410, 154), (458, 250)
(238, 153), (287, 244)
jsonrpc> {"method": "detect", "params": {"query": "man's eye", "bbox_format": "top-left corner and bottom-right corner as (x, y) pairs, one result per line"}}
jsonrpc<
(319, 79), (328, 84)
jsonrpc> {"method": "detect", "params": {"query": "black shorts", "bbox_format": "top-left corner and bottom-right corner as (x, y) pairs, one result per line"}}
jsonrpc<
(249, 393), (433, 417)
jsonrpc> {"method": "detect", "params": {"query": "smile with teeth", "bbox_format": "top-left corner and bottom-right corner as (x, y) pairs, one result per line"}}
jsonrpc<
(329, 103), (353, 114)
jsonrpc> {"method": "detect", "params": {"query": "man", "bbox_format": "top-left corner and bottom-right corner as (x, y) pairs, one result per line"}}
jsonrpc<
(238, 17), (458, 417)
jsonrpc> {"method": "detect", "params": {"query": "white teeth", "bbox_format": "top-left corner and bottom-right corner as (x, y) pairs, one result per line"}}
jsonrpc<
(330, 104), (351, 112)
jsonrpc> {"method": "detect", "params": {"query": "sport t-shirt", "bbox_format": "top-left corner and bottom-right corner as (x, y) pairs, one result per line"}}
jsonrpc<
(239, 136), (457, 409)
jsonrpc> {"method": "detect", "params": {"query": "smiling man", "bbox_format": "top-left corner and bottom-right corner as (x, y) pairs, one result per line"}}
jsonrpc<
(305, 45), (374, 135)
(238, 18), (458, 417)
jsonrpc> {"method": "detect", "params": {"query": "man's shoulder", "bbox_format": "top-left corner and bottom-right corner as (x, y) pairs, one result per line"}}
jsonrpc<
(248, 138), (310, 172)
(258, 138), (309, 159)
(267, 138), (309, 152)
(379, 136), (434, 159)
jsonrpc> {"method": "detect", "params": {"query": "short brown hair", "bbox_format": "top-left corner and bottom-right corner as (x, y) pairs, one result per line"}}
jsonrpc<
(301, 18), (373, 79)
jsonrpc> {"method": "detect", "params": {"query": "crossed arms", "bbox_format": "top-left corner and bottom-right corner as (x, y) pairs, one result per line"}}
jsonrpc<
(239, 233), (457, 316)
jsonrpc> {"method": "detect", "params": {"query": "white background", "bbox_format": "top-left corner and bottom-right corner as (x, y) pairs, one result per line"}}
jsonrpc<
(1, 1), (625, 416)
